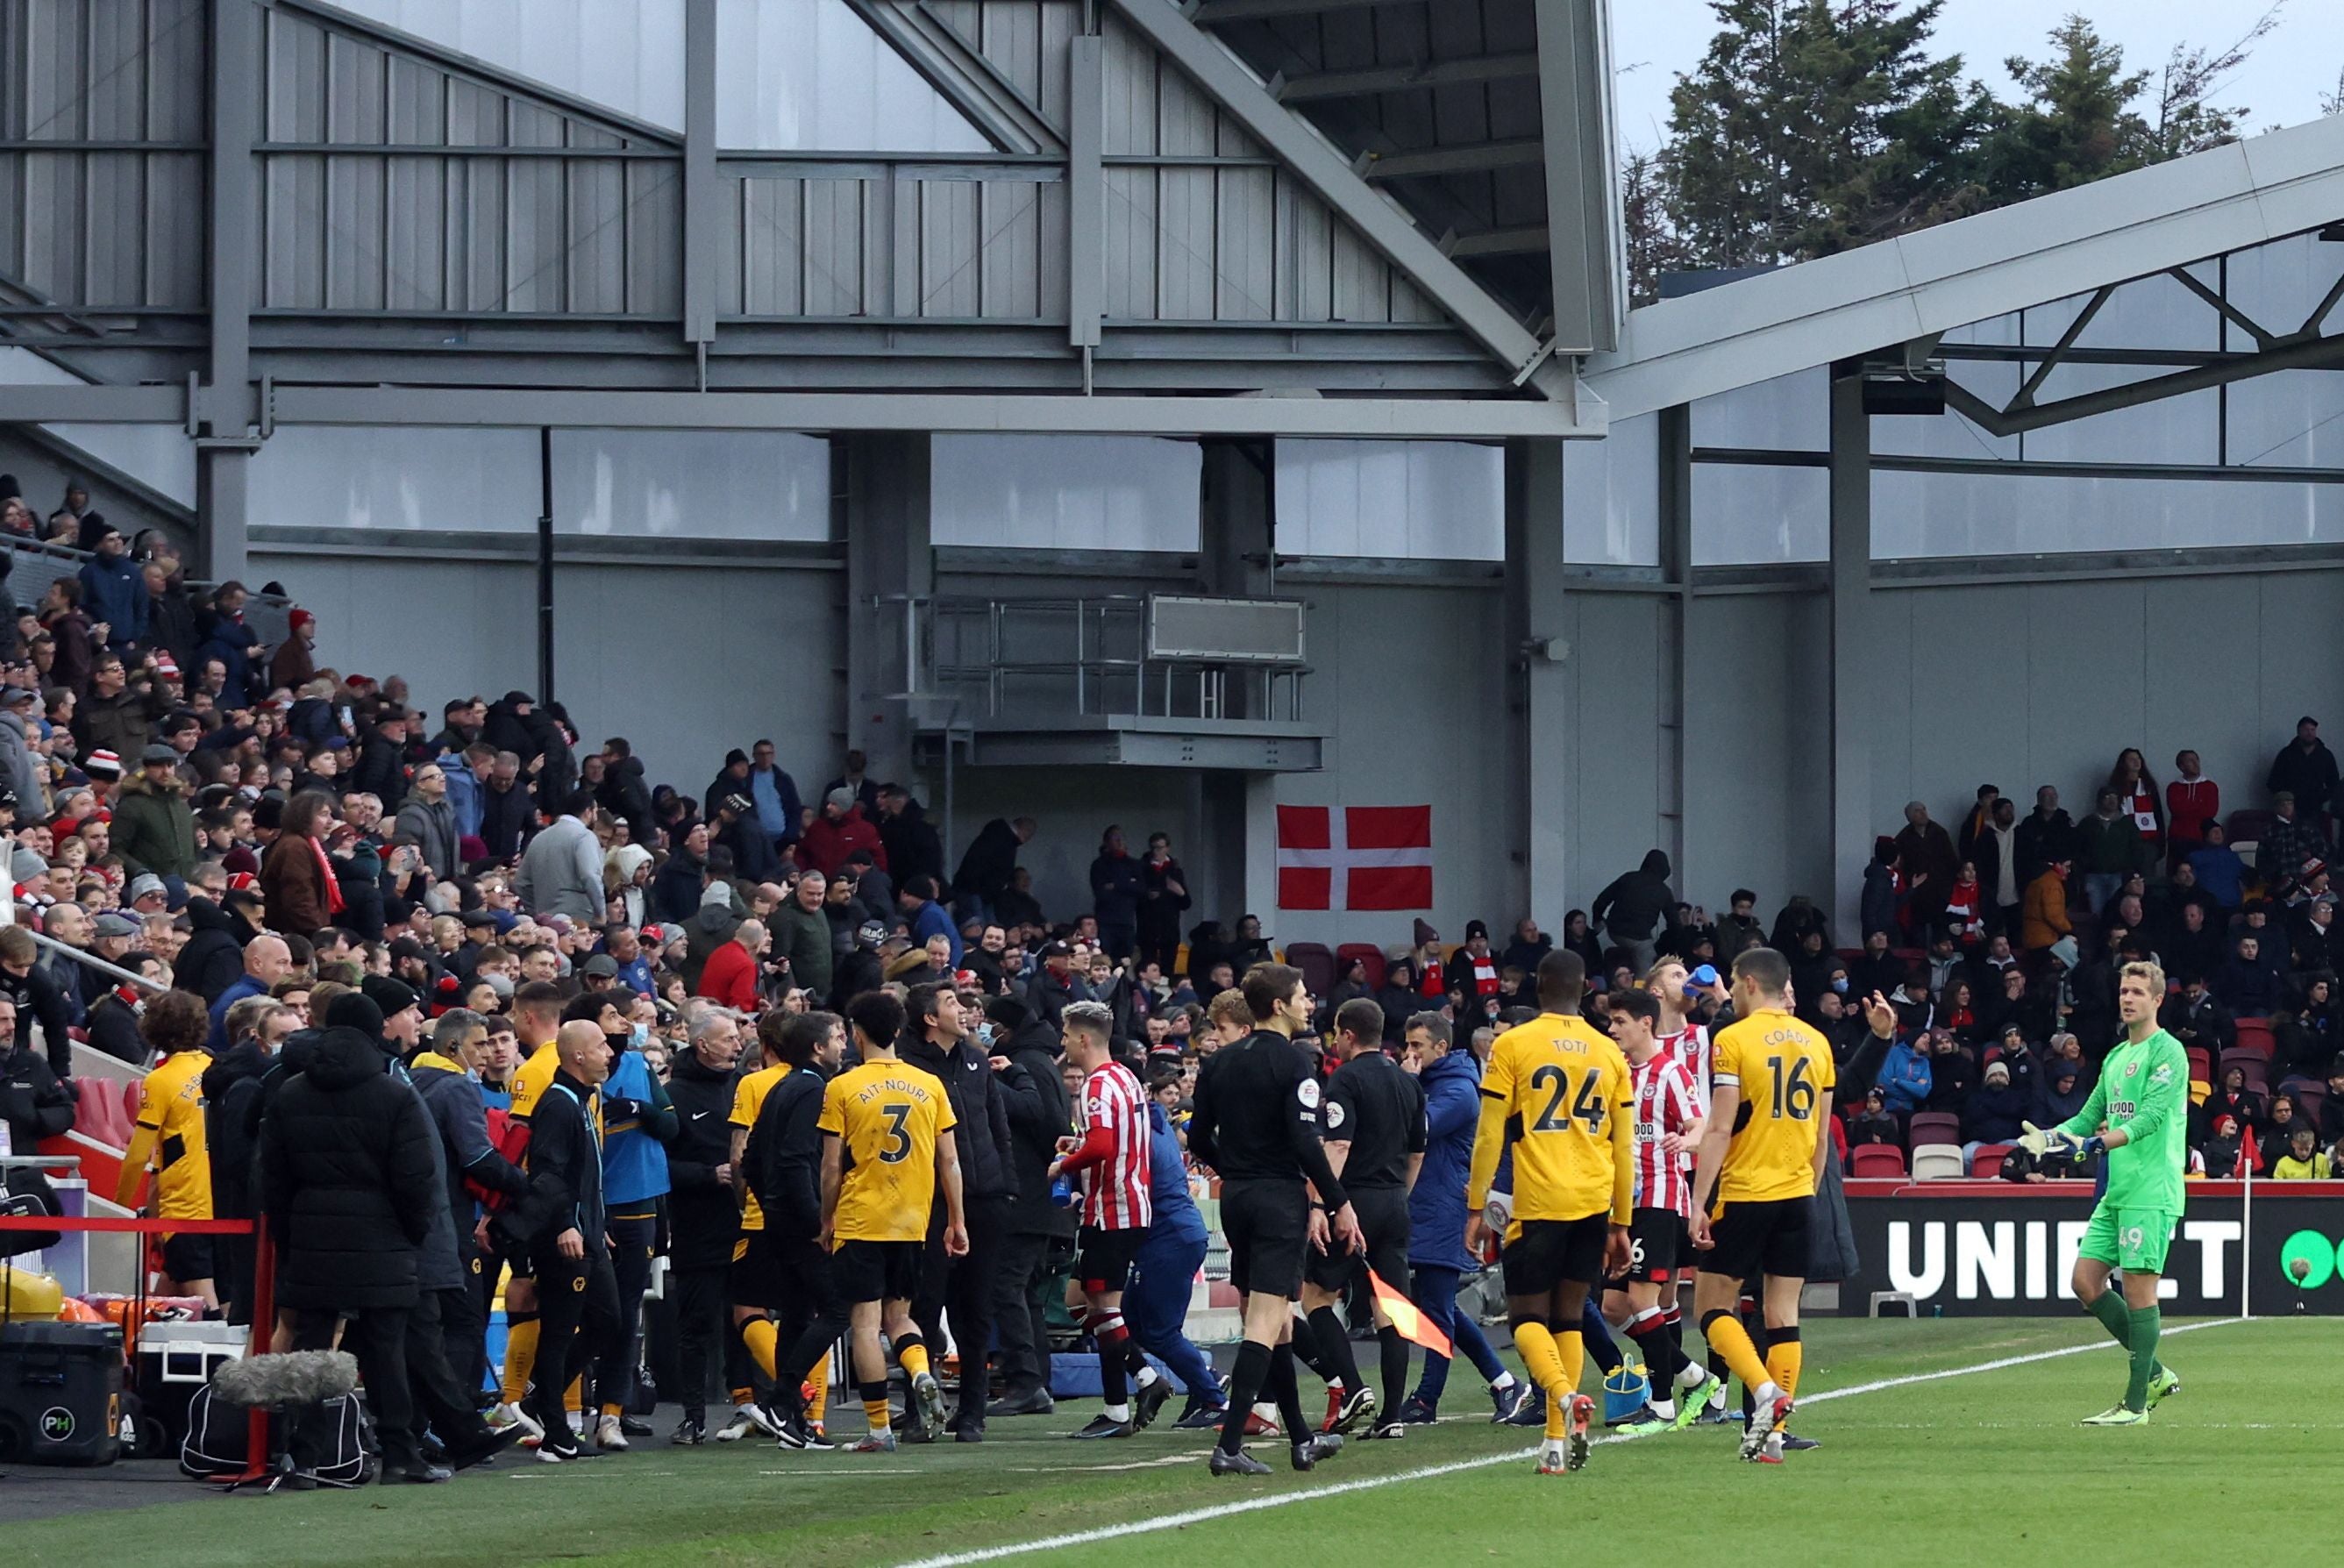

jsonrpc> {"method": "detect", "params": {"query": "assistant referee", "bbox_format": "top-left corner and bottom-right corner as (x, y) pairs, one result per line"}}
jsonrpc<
(1187, 963), (1357, 1477)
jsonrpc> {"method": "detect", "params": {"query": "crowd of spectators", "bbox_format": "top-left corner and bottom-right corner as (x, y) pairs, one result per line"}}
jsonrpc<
(1, 473), (2337, 1479)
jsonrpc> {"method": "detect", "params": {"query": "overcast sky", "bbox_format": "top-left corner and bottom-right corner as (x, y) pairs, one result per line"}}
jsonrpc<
(1610, 0), (2344, 155)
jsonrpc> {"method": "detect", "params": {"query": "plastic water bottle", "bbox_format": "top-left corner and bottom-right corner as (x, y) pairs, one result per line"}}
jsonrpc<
(1051, 1174), (1077, 1208)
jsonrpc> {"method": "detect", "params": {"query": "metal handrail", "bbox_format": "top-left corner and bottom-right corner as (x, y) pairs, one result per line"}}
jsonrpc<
(22, 925), (168, 994)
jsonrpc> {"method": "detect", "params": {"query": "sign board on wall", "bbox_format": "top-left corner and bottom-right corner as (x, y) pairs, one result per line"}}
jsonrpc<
(1840, 1184), (2344, 1316)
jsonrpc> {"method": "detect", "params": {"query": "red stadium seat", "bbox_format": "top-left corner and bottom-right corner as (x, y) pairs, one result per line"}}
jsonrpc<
(2232, 1018), (2275, 1059)
(1286, 942), (1336, 998)
(72, 1078), (133, 1148)
(1970, 1143), (2014, 1176)
(1850, 1145), (1907, 1179)
(1906, 1112), (1961, 1150)
(1335, 944), (1386, 994)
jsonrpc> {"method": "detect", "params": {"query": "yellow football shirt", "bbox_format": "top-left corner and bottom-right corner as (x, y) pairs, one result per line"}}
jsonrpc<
(119, 1051), (213, 1220)
(509, 1039), (560, 1121)
(817, 1058), (957, 1244)
(1710, 1008), (1835, 1204)
(1466, 1011), (1634, 1230)
(730, 1063), (790, 1233)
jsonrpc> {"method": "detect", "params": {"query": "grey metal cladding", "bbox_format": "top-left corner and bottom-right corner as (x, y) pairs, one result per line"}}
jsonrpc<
(0, 0), (207, 310)
(250, 4), (680, 317)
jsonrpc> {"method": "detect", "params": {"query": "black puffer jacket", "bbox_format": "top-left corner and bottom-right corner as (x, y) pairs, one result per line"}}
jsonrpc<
(664, 1048), (742, 1271)
(176, 897), (256, 1004)
(991, 1000), (1073, 1239)
(256, 1026), (438, 1310)
(748, 1063), (830, 1244)
(900, 1035), (1018, 1203)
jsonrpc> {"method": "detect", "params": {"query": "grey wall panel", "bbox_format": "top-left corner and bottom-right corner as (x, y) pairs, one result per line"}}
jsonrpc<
(1682, 593), (1827, 919)
(978, 181), (1044, 320)
(1215, 166), (1274, 322)
(1564, 592), (1662, 917)
(937, 766), (1204, 933)
(1156, 167), (1215, 320)
(385, 155), (449, 310)
(550, 563), (844, 806)
(566, 159), (629, 313)
(625, 162), (681, 314)
(1855, 572), (2344, 890)
(1270, 581), (1511, 948)
(248, 553), (539, 717)
(802, 179), (874, 316)
(1102, 167), (1157, 321)
(921, 181), (983, 318)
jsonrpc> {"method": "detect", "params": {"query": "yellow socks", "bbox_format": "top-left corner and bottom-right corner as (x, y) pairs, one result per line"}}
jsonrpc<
(1556, 1329), (1585, 1401)
(1513, 1322), (1568, 1437)
(742, 1318), (779, 1381)
(805, 1351), (831, 1422)
(1701, 1310), (1771, 1396)
(1764, 1331), (1802, 1399)
(499, 1318), (539, 1407)
(898, 1340), (931, 1382)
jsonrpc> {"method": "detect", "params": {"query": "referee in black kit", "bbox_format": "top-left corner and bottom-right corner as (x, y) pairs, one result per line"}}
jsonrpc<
(1299, 997), (1424, 1440)
(1187, 963), (1360, 1477)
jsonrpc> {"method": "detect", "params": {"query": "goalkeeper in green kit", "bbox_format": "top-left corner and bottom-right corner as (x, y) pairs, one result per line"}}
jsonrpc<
(2019, 959), (2186, 1427)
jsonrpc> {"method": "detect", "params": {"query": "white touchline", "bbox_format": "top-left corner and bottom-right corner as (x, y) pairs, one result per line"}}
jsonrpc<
(894, 1317), (2249, 1568)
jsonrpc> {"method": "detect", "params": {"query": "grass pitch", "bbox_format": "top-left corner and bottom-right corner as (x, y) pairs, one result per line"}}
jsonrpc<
(10, 1315), (2333, 1567)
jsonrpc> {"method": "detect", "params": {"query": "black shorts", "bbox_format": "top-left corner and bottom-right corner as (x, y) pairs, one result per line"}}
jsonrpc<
(830, 1238), (924, 1306)
(1620, 1208), (1690, 1286)
(160, 1231), (215, 1284)
(1305, 1186), (1411, 1294)
(1500, 1214), (1610, 1299)
(1078, 1225), (1151, 1294)
(1699, 1196), (1813, 1284)
(1221, 1179), (1310, 1301)
(729, 1231), (787, 1311)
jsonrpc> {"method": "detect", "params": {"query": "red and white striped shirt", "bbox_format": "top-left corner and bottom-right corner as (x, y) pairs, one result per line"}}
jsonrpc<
(1068, 1061), (1152, 1230)
(1657, 1021), (1713, 1113)
(1630, 1051), (1702, 1218)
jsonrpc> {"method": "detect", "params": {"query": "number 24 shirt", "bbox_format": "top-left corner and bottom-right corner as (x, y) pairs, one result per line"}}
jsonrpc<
(817, 1058), (958, 1244)
(1466, 1012), (1635, 1231)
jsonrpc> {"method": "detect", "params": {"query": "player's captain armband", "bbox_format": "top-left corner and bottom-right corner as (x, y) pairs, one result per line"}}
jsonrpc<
(1712, 1073), (1740, 1087)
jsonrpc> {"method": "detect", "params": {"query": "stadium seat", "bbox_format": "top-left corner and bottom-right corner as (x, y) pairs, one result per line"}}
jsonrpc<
(2184, 1046), (2212, 1083)
(2220, 1049), (2269, 1096)
(2294, 1084), (2327, 1121)
(2226, 809), (2272, 861)
(1335, 944), (1386, 994)
(73, 1077), (133, 1148)
(1906, 1112), (1961, 1149)
(1286, 941), (1336, 998)
(1970, 1143), (2014, 1176)
(2232, 1018), (2275, 1059)
(1850, 1145), (1906, 1179)
(1910, 1146), (1966, 1181)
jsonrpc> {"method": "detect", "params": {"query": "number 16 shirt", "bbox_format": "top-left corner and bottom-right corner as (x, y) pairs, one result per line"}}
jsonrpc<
(1466, 1011), (1635, 1231)
(1710, 1007), (1834, 1204)
(818, 1058), (958, 1244)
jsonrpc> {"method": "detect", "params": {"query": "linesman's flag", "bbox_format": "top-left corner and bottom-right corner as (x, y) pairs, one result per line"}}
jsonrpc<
(1368, 1267), (1452, 1359)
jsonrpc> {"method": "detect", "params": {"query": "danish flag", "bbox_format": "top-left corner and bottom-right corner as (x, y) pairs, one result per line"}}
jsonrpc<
(1276, 804), (1433, 912)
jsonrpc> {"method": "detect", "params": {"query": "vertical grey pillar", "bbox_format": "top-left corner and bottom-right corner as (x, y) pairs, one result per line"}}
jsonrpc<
(1196, 439), (1277, 928)
(1656, 404), (1692, 881)
(199, 0), (261, 581)
(1504, 437), (1569, 926)
(1828, 364), (1873, 934)
(1065, 34), (1103, 356)
(842, 433), (933, 795)
(681, 0), (717, 349)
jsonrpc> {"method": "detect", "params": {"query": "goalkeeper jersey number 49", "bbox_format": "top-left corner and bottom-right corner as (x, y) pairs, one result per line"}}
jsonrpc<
(2057, 1027), (2189, 1215)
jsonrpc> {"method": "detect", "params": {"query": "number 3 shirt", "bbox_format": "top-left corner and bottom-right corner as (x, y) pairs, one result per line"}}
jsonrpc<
(1710, 1007), (1835, 1204)
(1466, 1010), (1635, 1232)
(818, 1058), (958, 1244)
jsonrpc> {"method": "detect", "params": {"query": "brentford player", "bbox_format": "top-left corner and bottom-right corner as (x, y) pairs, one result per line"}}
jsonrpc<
(1049, 1001), (1170, 1437)
(1646, 958), (1715, 1111)
(1605, 987), (1718, 1430)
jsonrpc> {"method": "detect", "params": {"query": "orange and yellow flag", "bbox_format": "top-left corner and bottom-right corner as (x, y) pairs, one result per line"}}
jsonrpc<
(1368, 1268), (1452, 1358)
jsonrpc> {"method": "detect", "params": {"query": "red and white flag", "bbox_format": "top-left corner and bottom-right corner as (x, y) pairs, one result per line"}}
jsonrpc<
(1277, 804), (1432, 911)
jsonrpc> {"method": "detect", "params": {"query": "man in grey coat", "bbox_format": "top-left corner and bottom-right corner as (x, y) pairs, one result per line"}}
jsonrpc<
(515, 788), (604, 920)
(0, 688), (43, 815)
(394, 759), (461, 880)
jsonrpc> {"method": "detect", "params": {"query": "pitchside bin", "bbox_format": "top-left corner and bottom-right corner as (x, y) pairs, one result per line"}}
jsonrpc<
(0, 1320), (124, 1465)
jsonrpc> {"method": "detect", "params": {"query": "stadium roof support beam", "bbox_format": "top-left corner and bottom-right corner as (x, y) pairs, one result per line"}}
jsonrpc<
(1941, 317), (2344, 437)
(1276, 52), (1542, 104)
(1103, 0), (1571, 399)
(197, 0), (261, 583)
(1503, 436), (1570, 923)
(1361, 139), (1543, 181)
(1193, 0), (1416, 21)
(1827, 364), (1871, 935)
(1447, 226), (1551, 259)
(841, 0), (1065, 153)
(1533, 0), (1621, 356)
